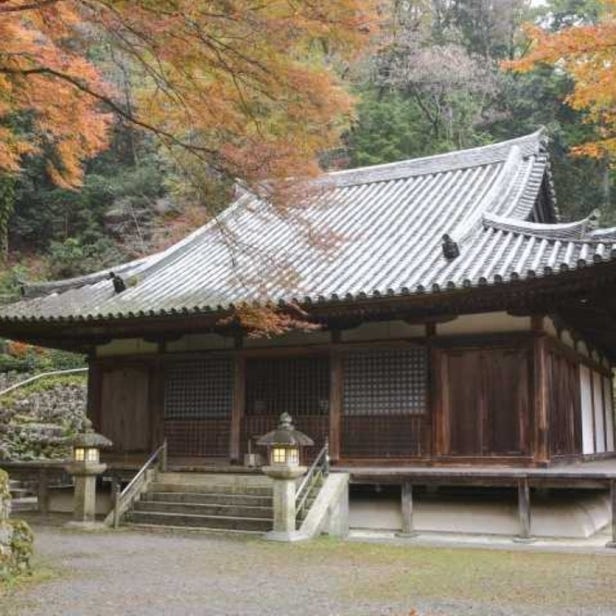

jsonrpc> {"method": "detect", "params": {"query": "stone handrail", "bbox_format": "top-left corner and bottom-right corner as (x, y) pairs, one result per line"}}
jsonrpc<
(0, 368), (88, 398)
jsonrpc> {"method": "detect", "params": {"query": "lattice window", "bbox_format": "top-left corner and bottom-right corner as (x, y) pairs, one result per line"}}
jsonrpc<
(245, 356), (330, 416)
(343, 349), (427, 416)
(164, 358), (233, 419)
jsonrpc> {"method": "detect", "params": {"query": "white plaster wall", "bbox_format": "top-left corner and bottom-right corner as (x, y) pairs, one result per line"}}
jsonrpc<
(580, 365), (595, 454)
(544, 317), (558, 339)
(561, 329), (575, 349)
(603, 377), (615, 452)
(96, 338), (157, 356)
(349, 491), (610, 538)
(436, 312), (530, 336)
(341, 320), (424, 342)
(593, 371), (606, 453)
(244, 329), (331, 347)
(577, 341), (590, 357)
(167, 333), (233, 352)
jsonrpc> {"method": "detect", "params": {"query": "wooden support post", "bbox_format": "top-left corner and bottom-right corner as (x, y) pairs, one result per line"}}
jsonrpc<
(396, 481), (418, 537)
(514, 477), (534, 542)
(533, 336), (549, 464)
(86, 358), (103, 431)
(329, 352), (342, 463)
(37, 467), (49, 515)
(148, 357), (165, 452)
(112, 479), (121, 529)
(230, 355), (245, 463)
(606, 479), (616, 548)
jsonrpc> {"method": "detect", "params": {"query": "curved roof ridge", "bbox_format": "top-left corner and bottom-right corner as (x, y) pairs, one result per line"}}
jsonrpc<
(320, 129), (546, 188)
(483, 210), (614, 241)
(452, 144), (525, 243)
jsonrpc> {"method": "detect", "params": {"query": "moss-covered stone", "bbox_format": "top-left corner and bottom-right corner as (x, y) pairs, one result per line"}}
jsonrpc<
(0, 469), (33, 580)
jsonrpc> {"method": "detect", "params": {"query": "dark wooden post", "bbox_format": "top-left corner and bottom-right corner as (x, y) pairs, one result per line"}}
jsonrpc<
(148, 356), (165, 451)
(397, 481), (418, 537)
(37, 467), (49, 515)
(515, 476), (533, 542)
(86, 357), (103, 431)
(230, 355), (245, 463)
(607, 479), (616, 548)
(329, 352), (343, 463)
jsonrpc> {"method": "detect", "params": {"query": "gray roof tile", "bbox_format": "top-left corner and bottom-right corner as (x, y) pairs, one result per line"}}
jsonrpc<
(2, 129), (615, 323)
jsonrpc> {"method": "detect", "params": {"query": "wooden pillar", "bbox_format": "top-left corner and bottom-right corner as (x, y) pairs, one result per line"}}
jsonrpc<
(148, 355), (165, 451)
(37, 467), (49, 515)
(432, 348), (448, 457)
(607, 479), (616, 548)
(329, 351), (343, 463)
(397, 481), (418, 537)
(515, 477), (533, 542)
(533, 336), (549, 464)
(230, 355), (245, 463)
(86, 357), (103, 431)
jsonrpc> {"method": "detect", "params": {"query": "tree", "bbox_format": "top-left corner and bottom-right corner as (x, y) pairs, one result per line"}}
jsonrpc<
(0, 1), (377, 192)
(504, 0), (616, 159)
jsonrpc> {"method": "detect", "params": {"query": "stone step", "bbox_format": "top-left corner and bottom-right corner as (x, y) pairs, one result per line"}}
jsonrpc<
(9, 487), (30, 498)
(134, 500), (273, 518)
(126, 510), (272, 532)
(11, 497), (38, 512)
(150, 482), (272, 496)
(126, 523), (261, 536)
(156, 472), (272, 489)
(144, 491), (272, 507)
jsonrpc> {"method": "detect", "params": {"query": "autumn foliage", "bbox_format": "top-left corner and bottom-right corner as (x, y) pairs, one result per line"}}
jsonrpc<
(0, 1), (377, 190)
(505, 0), (616, 159)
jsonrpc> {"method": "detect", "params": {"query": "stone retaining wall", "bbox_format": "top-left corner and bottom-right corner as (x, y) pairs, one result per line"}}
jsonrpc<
(0, 469), (33, 579)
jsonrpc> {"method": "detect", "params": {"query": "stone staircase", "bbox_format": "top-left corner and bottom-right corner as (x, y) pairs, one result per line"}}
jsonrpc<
(124, 472), (274, 534)
(8, 479), (37, 512)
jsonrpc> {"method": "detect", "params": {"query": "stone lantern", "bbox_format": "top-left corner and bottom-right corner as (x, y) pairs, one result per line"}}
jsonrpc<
(258, 412), (313, 540)
(65, 421), (112, 528)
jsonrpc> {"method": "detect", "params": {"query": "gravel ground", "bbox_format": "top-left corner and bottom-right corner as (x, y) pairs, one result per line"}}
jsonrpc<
(2, 521), (616, 616)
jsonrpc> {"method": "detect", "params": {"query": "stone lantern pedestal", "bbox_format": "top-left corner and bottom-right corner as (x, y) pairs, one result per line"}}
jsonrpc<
(65, 460), (107, 528)
(263, 465), (306, 541)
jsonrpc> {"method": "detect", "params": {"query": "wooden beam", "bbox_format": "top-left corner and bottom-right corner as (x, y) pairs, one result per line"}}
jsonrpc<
(404, 314), (457, 326)
(230, 355), (245, 463)
(329, 352), (343, 462)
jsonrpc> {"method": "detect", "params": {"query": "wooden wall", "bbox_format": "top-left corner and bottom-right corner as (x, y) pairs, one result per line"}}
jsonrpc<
(89, 321), (614, 465)
(437, 343), (531, 457)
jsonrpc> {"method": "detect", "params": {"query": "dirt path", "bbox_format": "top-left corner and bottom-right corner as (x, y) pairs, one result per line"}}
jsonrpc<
(3, 523), (616, 616)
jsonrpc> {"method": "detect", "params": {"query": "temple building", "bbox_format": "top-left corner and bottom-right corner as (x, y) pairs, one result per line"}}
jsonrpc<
(2, 130), (616, 539)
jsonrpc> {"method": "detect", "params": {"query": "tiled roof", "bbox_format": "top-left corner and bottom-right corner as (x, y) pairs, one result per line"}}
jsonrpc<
(2, 129), (615, 324)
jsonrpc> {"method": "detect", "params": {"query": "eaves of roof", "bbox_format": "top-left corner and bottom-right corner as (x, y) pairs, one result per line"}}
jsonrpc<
(3, 130), (611, 327)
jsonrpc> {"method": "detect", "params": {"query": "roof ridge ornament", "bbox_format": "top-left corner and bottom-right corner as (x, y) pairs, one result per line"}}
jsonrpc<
(442, 234), (460, 260)
(109, 272), (126, 294)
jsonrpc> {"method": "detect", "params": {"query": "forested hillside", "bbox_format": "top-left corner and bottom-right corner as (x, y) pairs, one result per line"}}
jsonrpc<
(0, 0), (614, 307)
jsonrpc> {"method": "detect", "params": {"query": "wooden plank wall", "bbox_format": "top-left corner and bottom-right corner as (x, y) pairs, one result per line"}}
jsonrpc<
(440, 344), (531, 457)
